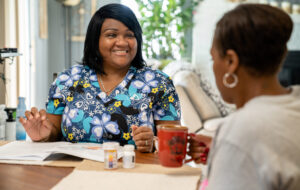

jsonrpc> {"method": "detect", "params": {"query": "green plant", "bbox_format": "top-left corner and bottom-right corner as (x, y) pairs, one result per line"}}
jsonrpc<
(158, 59), (172, 70)
(136, 0), (202, 60)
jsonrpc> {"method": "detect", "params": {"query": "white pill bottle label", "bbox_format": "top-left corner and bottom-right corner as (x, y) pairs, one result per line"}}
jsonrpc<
(123, 154), (135, 168)
(123, 144), (135, 169)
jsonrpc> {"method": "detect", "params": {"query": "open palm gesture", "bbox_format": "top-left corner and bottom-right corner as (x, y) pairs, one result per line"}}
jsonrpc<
(19, 107), (56, 141)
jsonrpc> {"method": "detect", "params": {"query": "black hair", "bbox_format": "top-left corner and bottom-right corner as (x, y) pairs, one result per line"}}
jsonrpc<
(82, 3), (145, 74)
(214, 4), (293, 76)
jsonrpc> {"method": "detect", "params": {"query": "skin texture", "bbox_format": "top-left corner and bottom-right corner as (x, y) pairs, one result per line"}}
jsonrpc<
(20, 18), (180, 153)
(187, 134), (212, 164)
(97, 19), (138, 95)
(131, 120), (180, 153)
(20, 108), (61, 142)
(99, 19), (137, 72)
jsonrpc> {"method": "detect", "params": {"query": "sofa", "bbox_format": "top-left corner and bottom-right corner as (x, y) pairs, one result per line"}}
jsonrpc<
(163, 61), (235, 137)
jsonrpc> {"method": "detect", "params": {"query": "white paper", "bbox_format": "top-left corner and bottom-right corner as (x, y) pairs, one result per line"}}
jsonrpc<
(0, 141), (123, 162)
(51, 170), (200, 190)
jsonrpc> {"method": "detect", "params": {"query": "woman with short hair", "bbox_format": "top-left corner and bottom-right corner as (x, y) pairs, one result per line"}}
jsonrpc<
(189, 4), (300, 189)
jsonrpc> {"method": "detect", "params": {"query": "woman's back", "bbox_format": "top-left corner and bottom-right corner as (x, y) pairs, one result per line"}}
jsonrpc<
(208, 86), (300, 190)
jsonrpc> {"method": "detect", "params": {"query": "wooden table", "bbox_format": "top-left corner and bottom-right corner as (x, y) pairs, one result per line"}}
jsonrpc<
(0, 152), (159, 190)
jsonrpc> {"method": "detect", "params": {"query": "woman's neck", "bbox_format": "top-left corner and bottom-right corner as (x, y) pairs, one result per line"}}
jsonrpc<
(234, 75), (290, 108)
(101, 65), (130, 79)
(97, 65), (130, 95)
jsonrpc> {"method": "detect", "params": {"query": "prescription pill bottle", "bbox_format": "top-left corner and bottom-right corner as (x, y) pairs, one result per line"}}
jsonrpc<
(103, 142), (119, 169)
(123, 144), (135, 168)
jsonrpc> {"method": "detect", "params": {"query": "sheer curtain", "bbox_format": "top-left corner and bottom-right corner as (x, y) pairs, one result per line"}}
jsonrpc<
(0, 0), (18, 107)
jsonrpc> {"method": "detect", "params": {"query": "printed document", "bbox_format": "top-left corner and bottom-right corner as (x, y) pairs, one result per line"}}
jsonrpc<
(0, 141), (123, 162)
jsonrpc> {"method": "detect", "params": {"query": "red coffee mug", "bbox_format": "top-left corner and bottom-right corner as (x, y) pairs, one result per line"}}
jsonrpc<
(157, 125), (189, 167)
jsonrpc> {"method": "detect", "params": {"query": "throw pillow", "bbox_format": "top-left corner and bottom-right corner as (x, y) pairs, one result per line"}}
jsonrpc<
(173, 70), (221, 121)
(175, 85), (203, 132)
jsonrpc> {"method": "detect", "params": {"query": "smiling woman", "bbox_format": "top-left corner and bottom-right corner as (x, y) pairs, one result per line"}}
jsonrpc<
(19, 3), (181, 153)
(98, 19), (137, 73)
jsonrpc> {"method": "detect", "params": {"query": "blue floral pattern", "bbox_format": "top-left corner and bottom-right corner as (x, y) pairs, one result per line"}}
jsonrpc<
(46, 65), (181, 144)
(91, 114), (119, 140)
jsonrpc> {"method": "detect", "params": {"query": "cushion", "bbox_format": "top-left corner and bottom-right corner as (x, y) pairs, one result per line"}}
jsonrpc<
(173, 70), (221, 121)
(196, 117), (227, 137)
(203, 117), (225, 132)
(175, 85), (202, 133)
(164, 61), (235, 117)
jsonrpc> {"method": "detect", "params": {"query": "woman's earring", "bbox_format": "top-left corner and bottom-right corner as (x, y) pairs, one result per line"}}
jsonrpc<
(223, 73), (238, 88)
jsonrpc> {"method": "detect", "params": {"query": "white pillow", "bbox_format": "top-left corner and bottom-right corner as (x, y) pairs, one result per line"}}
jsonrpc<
(173, 70), (221, 121)
(196, 117), (227, 137)
(175, 85), (202, 133)
(203, 117), (225, 132)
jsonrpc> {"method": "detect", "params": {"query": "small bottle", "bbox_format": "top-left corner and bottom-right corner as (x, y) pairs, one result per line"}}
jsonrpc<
(0, 105), (7, 140)
(4, 108), (16, 141)
(103, 142), (119, 169)
(123, 144), (135, 168)
(16, 97), (27, 140)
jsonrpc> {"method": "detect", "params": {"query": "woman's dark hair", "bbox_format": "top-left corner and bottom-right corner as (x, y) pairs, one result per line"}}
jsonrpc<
(82, 3), (145, 74)
(214, 4), (293, 76)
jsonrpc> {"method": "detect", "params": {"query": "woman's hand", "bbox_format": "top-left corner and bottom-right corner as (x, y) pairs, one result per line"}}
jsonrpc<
(131, 125), (154, 153)
(19, 107), (60, 142)
(187, 134), (212, 164)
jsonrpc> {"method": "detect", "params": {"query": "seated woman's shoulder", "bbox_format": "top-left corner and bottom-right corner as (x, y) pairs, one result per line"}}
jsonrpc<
(137, 66), (172, 81)
(224, 100), (289, 136)
(69, 64), (86, 71)
(57, 64), (85, 74)
(62, 64), (90, 76)
(52, 64), (86, 86)
(219, 109), (267, 146)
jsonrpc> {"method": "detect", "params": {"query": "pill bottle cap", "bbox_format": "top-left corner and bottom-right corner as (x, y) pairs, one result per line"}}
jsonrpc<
(124, 144), (135, 151)
(103, 142), (119, 150)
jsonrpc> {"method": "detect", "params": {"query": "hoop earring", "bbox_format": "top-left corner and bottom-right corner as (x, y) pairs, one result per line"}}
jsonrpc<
(223, 73), (238, 88)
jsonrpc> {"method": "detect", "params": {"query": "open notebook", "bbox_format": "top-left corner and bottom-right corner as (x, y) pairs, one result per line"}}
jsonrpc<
(0, 141), (123, 162)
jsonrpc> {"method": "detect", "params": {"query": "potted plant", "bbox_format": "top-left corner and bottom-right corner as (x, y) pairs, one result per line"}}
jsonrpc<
(135, 0), (202, 69)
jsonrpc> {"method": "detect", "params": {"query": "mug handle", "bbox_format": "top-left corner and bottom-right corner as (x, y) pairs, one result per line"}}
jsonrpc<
(185, 133), (210, 164)
(184, 158), (193, 164)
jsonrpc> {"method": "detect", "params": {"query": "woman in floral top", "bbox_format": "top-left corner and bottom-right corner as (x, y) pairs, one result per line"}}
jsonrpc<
(20, 4), (180, 152)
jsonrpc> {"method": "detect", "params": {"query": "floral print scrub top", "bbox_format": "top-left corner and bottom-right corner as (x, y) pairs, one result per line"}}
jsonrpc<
(46, 65), (181, 145)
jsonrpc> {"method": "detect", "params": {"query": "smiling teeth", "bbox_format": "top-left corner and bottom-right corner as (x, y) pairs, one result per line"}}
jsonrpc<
(114, 50), (127, 53)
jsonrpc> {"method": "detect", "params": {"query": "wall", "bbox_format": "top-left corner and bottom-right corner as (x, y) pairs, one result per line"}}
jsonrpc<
(192, 0), (237, 84)
(47, 0), (66, 87)
(32, 0), (49, 109)
(0, 0), (5, 104)
(288, 15), (300, 50)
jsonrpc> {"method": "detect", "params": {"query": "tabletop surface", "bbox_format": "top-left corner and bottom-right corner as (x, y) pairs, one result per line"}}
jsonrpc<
(0, 151), (159, 190)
